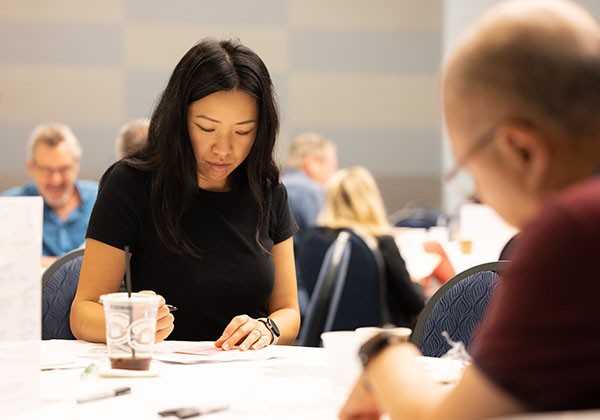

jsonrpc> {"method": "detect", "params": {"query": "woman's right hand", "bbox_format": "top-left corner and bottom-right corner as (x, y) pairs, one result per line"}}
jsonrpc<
(140, 290), (175, 342)
(156, 303), (175, 342)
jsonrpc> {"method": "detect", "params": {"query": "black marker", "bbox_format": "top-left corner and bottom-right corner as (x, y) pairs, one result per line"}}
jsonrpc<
(76, 386), (131, 404)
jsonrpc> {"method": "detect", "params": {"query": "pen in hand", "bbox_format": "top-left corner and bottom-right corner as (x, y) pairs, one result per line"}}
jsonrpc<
(76, 386), (131, 404)
(166, 304), (178, 312)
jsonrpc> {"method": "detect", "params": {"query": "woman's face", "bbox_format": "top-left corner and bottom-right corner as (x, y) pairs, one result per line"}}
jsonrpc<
(187, 90), (259, 191)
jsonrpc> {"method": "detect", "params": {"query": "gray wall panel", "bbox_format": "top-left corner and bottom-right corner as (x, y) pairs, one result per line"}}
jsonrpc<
(125, 0), (286, 24)
(291, 30), (441, 73)
(125, 70), (170, 120)
(0, 23), (123, 66)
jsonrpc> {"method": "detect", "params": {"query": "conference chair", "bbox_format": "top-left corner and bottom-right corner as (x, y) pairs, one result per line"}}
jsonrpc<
(41, 249), (84, 340)
(296, 227), (391, 347)
(411, 260), (509, 357)
(499, 233), (520, 260)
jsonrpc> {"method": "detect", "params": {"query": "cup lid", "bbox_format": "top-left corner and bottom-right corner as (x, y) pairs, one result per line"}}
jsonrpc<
(99, 292), (161, 304)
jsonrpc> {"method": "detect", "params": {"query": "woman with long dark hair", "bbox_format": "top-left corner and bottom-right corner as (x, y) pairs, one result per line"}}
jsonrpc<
(71, 38), (300, 349)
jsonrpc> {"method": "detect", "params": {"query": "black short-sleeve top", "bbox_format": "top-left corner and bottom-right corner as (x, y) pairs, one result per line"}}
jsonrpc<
(87, 163), (297, 341)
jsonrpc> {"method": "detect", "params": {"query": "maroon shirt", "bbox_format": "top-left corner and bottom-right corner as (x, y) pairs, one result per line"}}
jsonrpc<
(472, 176), (600, 411)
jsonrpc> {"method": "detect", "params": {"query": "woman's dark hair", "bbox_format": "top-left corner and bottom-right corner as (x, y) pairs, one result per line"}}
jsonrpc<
(125, 38), (280, 256)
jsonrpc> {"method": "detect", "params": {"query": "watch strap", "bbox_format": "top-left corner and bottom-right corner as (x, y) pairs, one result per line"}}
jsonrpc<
(358, 331), (405, 369)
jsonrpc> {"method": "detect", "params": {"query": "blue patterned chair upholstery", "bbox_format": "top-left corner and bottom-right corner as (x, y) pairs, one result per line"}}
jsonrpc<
(411, 261), (509, 357)
(41, 249), (84, 340)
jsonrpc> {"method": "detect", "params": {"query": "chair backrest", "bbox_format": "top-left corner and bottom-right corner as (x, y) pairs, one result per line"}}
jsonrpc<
(41, 248), (84, 340)
(499, 233), (520, 260)
(296, 227), (389, 346)
(388, 202), (448, 229)
(411, 260), (509, 357)
(296, 230), (351, 347)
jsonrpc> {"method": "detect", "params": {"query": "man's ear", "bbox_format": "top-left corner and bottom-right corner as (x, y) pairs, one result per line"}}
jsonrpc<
(494, 123), (552, 192)
(303, 154), (319, 178)
(25, 159), (35, 174)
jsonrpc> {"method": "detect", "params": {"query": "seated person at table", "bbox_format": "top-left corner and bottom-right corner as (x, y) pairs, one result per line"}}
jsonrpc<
(71, 38), (300, 350)
(340, 1), (600, 418)
(281, 132), (338, 230)
(2, 123), (98, 267)
(281, 132), (338, 315)
(114, 118), (150, 160)
(315, 166), (425, 327)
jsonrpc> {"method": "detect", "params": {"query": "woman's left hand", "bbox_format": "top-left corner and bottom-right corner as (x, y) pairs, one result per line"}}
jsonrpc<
(214, 314), (272, 351)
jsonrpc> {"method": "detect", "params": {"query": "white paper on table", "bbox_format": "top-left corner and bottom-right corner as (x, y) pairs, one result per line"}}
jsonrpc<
(459, 203), (518, 260)
(418, 356), (468, 385)
(0, 197), (43, 416)
(394, 228), (442, 280)
(153, 341), (277, 364)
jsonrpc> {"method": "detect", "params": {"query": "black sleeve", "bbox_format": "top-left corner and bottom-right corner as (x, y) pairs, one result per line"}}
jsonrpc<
(86, 163), (147, 252)
(377, 235), (426, 324)
(269, 183), (299, 244)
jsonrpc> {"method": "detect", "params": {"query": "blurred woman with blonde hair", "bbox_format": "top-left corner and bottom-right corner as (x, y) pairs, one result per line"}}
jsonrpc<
(314, 166), (425, 328)
(318, 166), (392, 245)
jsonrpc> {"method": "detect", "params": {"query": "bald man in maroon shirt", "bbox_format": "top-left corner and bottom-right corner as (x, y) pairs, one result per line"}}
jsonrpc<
(339, 1), (600, 419)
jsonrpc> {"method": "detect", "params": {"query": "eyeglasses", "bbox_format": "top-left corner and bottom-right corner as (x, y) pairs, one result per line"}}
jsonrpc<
(32, 161), (76, 177)
(443, 125), (497, 184)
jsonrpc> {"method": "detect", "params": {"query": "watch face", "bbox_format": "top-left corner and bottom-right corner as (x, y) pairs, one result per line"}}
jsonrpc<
(358, 332), (395, 368)
(267, 318), (281, 337)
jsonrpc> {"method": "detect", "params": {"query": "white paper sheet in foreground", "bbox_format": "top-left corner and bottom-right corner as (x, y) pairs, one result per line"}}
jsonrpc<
(0, 196), (43, 416)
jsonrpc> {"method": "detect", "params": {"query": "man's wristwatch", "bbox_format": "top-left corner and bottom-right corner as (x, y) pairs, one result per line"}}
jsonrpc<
(358, 332), (406, 369)
(257, 317), (280, 345)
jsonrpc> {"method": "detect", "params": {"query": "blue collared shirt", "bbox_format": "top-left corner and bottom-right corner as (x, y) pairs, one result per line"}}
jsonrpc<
(281, 169), (324, 230)
(2, 180), (98, 256)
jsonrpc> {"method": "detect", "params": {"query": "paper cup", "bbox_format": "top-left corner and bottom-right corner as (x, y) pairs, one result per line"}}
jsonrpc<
(320, 331), (363, 394)
(355, 326), (412, 343)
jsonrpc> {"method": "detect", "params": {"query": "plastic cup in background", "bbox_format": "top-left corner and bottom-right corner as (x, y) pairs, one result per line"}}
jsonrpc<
(100, 292), (161, 371)
(320, 331), (363, 395)
(354, 326), (412, 344)
(458, 236), (473, 255)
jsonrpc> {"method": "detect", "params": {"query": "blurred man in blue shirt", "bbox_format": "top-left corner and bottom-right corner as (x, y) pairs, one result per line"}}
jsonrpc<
(281, 132), (338, 314)
(281, 132), (338, 230)
(2, 123), (98, 266)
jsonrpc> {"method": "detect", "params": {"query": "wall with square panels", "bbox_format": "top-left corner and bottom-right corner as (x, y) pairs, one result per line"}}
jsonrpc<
(0, 0), (443, 213)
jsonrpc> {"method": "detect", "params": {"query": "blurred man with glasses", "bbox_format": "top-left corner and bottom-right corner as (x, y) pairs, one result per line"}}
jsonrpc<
(2, 123), (98, 266)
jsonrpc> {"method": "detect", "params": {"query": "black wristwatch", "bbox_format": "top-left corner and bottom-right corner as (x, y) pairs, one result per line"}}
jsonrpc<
(358, 332), (406, 369)
(257, 317), (280, 345)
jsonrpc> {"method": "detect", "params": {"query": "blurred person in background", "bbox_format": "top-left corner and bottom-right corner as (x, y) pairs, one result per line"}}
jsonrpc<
(317, 166), (425, 327)
(114, 118), (150, 160)
(340, 0), (600, 418)
(2, 123), (98, 266)
(282, 132), (338, 314)
(281, 132), (338, 230)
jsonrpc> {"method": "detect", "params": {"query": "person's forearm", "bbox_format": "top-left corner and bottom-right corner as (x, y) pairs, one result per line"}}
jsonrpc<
(269, 307), (300, 345)
(70, 300), (107, 343)
(366, 343), (448, 420)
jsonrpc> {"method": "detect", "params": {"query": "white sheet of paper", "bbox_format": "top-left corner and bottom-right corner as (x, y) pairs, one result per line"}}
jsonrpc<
(153, 341), (277, 364)
(459, 203), (518, 260)
(0, 196), (43, 415)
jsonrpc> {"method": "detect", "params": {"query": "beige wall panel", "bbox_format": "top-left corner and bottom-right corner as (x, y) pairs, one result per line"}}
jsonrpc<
(289, 0), (442, 31)
(0, 0), (123, 22)
(289, 74), (439, 127)
(125, 24), (288, 72)
(0, 67), (123, 123)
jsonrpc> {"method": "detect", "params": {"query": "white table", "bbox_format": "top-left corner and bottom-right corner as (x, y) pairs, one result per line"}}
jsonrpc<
(7, 340), (465, 419)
